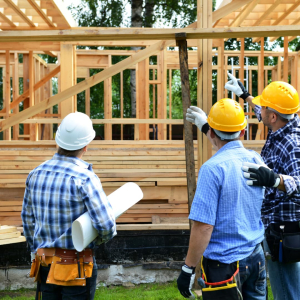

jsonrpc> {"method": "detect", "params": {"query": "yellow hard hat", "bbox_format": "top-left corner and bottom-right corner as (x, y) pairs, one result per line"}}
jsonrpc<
(252, 81), (300, 114)
(207, 98), (247, 132)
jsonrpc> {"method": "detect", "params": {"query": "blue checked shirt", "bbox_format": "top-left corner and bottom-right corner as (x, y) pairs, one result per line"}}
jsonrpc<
(254, 106), (300, 228)
(22, 153), (116, 253)
(189, 141), (265, 264)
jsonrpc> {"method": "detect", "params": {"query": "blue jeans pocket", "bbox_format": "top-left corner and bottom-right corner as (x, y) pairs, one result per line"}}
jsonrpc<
(255, 261), (266, 296)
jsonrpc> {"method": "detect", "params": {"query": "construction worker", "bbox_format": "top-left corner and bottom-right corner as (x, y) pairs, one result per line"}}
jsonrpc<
(21, 112), (116, 300)
(225, 74), (300, 300)
(177, 99), (266, 300)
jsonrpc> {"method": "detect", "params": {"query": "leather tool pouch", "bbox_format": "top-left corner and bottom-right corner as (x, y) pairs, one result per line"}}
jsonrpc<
(200, 257), (242, 300)
(29, 256), (41, 282)
(266, 223), (300, 263)
(35, 248), (93, 286)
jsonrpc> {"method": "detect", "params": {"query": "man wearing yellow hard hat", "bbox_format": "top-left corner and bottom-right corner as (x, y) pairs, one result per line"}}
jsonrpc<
(226, 73), (300, 300)
(177, 99), (266, 300)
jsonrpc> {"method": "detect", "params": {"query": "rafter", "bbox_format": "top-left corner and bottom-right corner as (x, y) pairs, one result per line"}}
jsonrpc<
(229, 0), (261, 27)
(0, 8), (16, 27)
(252, 0), (282, 26)
(3, 0), (36, 27)
(26, 0), (56, 27)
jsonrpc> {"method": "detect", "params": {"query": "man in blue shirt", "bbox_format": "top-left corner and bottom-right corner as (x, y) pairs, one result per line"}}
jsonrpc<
(225, 75), (300, 300)
(177, 99), (266, 300)
(22, 112), (116, 300)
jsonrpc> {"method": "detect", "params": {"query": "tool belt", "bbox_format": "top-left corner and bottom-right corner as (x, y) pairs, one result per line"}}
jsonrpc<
(29, 248), (94, 286)
(200, 256), (242, 300)
(265, 221), (300, 264)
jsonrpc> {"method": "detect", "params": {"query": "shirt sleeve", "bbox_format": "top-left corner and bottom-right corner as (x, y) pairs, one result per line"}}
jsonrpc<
(21, 175), (35, 252)
(254, 105), (262, 122)
(282, 145), (300, 195)
(80, 175), (116, 243)
(189, 164), (220, 226)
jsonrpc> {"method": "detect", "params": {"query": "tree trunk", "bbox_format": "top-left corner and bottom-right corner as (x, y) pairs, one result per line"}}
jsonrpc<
(130, 0), (143, 119)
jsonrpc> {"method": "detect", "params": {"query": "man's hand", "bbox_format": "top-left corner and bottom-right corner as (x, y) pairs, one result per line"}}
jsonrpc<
(225, 72), (251, 100)
(177, 264), (196, 299)
(186, 106), (209, 134)
(31, 252), (36, 262)
(242, 159), (281, 188)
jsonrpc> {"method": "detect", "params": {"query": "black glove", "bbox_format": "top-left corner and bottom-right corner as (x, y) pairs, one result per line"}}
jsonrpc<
(177, 264), (196, 299)
(242, 162), (281, 187)
(237, 81), (251, 101)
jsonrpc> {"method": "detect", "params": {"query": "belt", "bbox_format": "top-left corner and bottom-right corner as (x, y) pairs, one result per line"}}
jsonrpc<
(270, 221), (300, 234)
(37, 248), (93, 265)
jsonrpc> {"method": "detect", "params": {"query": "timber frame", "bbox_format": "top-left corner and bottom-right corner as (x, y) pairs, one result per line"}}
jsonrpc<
(0, 0), (300, 230)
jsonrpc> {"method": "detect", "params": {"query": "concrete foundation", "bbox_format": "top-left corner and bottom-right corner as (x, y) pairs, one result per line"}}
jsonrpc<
(0, 264), (181, 290)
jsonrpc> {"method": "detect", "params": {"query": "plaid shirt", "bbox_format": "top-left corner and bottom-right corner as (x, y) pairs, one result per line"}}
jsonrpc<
(22, 153), (116, 253)
(255, 106), (300, 228)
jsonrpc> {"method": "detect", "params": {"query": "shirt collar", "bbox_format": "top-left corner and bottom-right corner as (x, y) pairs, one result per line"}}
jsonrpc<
(53, 153), (92, 170)
(215, 140), (244, 156)
(268, 114), (299, 140)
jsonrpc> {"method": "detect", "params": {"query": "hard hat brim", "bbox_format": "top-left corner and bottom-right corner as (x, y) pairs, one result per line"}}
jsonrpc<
(252, 95), (262, 106)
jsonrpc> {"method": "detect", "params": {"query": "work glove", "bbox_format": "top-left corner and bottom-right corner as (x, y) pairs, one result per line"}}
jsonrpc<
(177, 264), (196, 299)
(186, 106), (209, 134)
(225, 72), (251, 100)
(242, 158), (281, 188)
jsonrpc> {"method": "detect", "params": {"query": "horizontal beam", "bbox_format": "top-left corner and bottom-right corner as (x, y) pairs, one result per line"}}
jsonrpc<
(20, 118), (185, 124)
(0, 25), (300, 42)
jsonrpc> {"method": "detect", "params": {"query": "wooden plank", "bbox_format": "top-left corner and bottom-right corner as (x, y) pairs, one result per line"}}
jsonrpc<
(0, 225), (17, 234)
(2, 25), (300, 42)
(0, 39), (175, 132)
(4, 51), (11, 141)
(29, 51), (38, 141)
(27, 0), (56, 27)
(0, 231), (20, 240)
(284, 36), (289, 82)
(13, 52), (19, 140)
(0, 236), (26, 245)
(104, 55), (112, 139)
(60, 44), (76, 118)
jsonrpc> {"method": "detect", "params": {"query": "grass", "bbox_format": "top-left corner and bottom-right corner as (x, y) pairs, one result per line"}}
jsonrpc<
(0, 280), (274, 300)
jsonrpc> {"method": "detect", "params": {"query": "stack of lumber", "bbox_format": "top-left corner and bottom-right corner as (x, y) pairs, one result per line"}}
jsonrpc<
(0, 225), (26, 245)
(0, 140), (263, 230)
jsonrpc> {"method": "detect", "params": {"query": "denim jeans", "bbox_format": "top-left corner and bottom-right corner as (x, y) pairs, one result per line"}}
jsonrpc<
(39, 264), (97, 300)
(239, 243), (266, 300)
(263, 238), (300, 300)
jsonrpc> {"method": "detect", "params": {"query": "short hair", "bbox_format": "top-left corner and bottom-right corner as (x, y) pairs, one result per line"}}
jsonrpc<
(57, 146), (85, 158)
(212, 128), (240, 141)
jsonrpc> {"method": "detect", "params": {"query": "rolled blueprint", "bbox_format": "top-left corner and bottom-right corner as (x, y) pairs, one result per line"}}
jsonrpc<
(72, 182), (143, 252)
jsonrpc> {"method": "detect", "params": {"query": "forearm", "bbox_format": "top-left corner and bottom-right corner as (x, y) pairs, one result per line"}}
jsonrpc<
(245, 95), (256, 110)
(185, 221), (213, 267)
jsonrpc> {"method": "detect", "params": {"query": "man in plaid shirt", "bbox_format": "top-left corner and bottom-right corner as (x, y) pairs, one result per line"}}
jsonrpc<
(226, 74), (300, 300)
(22, 112), (116, 300)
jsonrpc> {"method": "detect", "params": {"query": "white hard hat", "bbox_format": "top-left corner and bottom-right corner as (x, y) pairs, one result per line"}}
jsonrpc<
(55, 112), (96, 150)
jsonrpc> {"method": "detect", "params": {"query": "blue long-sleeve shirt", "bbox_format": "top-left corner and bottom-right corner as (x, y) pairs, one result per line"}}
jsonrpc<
(21, 153), (116, 252)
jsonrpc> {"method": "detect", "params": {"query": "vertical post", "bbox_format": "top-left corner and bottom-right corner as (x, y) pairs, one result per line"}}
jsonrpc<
(169, 69), (172, 140)
(239, 38), (245, 140)
(104, 55), (112, 140)
(85, 69), (90, 117)
(120, 71), (124, 140)
(23, 54), (30, 139)
(29, 51), (38, 141)
(217, 40), (224, 100)
(283, 37), (289, 82)
(176, 33), (196, 226)
(60, 43), (76, 118)
(4, 51), (11, 140)
(13, 52), (19, 140)
(258, 38), (264, 140)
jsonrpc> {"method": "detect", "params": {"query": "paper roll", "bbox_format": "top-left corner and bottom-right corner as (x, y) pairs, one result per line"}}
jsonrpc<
(72, 182), (143, 252)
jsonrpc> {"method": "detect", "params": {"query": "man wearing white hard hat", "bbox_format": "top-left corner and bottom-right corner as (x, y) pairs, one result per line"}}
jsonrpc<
(21, 112), (116, 300)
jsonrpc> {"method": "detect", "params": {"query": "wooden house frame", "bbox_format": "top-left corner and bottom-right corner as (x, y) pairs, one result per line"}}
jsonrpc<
(0, 0), (300, 232)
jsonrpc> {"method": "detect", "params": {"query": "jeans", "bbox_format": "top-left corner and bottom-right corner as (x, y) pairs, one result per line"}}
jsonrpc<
(263, 238), (300, 300)
(239, 243), (266, 300)
(39, 264), (97, 300)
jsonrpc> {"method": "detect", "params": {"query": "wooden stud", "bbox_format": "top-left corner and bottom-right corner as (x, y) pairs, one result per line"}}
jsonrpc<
(217, 40), (224, 100)
(4, 51), (11, 140)
(120, 70), (124, 140)
(104, 55), (112, 140)
(284, 36), (289, 82)
(29, 51), (38, 141)
(60, 44), (76, 118)
(12, 52), (19, 140)
(85, 69), (90, 117)
(169, 69), (172, 140)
